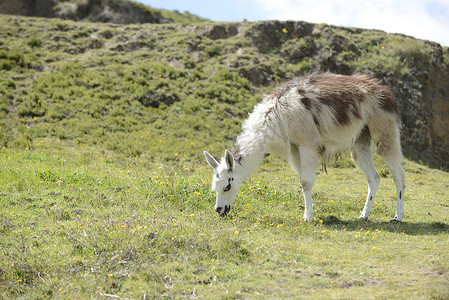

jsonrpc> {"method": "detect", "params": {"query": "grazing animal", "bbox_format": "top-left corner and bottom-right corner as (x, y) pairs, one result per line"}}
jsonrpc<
(204, 73), (405, 222)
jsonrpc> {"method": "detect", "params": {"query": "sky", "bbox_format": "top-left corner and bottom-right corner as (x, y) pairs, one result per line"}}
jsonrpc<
(138, 0), (449, 46)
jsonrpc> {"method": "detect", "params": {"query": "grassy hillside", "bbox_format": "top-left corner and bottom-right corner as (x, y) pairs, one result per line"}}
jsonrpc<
(0, 15), (448, 298)
(1, 0), (208, 24)
(0, 15), (260, 160)
(130, 1), (209, 23)
(1, 15), (448, 166)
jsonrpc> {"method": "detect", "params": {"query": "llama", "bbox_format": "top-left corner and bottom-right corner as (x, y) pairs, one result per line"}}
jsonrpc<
(204, 73), (405, 222)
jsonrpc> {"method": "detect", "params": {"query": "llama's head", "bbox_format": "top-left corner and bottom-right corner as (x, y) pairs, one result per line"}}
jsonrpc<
(204, 150), (242, 217)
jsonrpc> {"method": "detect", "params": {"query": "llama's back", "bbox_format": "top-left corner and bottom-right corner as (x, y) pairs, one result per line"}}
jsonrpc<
(263, 73), (401, 157)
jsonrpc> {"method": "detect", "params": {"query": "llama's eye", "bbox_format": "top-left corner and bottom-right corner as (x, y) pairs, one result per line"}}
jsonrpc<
(224, 183), (231, 192)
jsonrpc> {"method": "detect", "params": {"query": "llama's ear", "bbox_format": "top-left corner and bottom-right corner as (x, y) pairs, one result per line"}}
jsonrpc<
(204, 151), (219, 172)
(225, 150), (234, 172)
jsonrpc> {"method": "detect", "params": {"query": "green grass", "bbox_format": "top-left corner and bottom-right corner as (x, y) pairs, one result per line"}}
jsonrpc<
(0, 14), (448, 298)
(1, 142), (448, 299)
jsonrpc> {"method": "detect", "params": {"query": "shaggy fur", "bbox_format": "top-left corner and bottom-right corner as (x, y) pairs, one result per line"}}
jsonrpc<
(205, 73), (405, 222)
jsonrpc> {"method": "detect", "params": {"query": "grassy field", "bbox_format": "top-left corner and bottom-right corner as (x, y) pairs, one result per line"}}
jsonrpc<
(0, 14), (448, 299)
(1, 140), (448, 299)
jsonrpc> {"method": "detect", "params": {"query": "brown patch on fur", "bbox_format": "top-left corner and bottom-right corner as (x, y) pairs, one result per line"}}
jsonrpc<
(309, 74), (365, 125)
(301, 96), (311, 110)
(378, 87), (399, 116)
(269, 78), (300, 100)
(356, 76), (399, 117)
(299, 95), (319, 124)
(232, 146), (243, 165)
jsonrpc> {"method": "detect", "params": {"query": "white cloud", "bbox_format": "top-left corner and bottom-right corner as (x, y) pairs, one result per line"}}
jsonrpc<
(248, 0), (449, 45)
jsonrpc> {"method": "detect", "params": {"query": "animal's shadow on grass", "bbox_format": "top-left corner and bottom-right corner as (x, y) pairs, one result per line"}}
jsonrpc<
(320, 215), (449, 236)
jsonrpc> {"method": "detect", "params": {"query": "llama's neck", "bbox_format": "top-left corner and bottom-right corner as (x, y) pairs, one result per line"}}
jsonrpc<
(233, 98), (278, 180)
(234, 129), (268, 180)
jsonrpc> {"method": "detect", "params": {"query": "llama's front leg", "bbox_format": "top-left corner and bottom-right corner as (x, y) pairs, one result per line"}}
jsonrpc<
(298, 146), (319, 222)
(288, 145), (317, 222)
(302, 176), (315, 222)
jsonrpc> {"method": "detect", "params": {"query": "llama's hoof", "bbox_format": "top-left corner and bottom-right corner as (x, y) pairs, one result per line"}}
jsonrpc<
(357, 216), (368, 221)
(390, 217), (402, 223)
(303, 215), (314, 222)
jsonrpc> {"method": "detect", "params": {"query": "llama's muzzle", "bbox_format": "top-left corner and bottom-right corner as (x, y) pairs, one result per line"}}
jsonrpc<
(216, 205), (231, 217)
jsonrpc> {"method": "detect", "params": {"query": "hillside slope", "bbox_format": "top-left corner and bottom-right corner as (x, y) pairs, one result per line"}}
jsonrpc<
(0, 15), (448, 168)
(0, 0), (208, 24)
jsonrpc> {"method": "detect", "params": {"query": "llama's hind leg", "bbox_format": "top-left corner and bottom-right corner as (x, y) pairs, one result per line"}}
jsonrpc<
(378, 141), (405, 222)
(352, 130), (380, 221)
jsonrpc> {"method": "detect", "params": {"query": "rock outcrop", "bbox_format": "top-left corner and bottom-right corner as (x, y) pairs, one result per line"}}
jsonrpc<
(0, 0), (196, 24)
